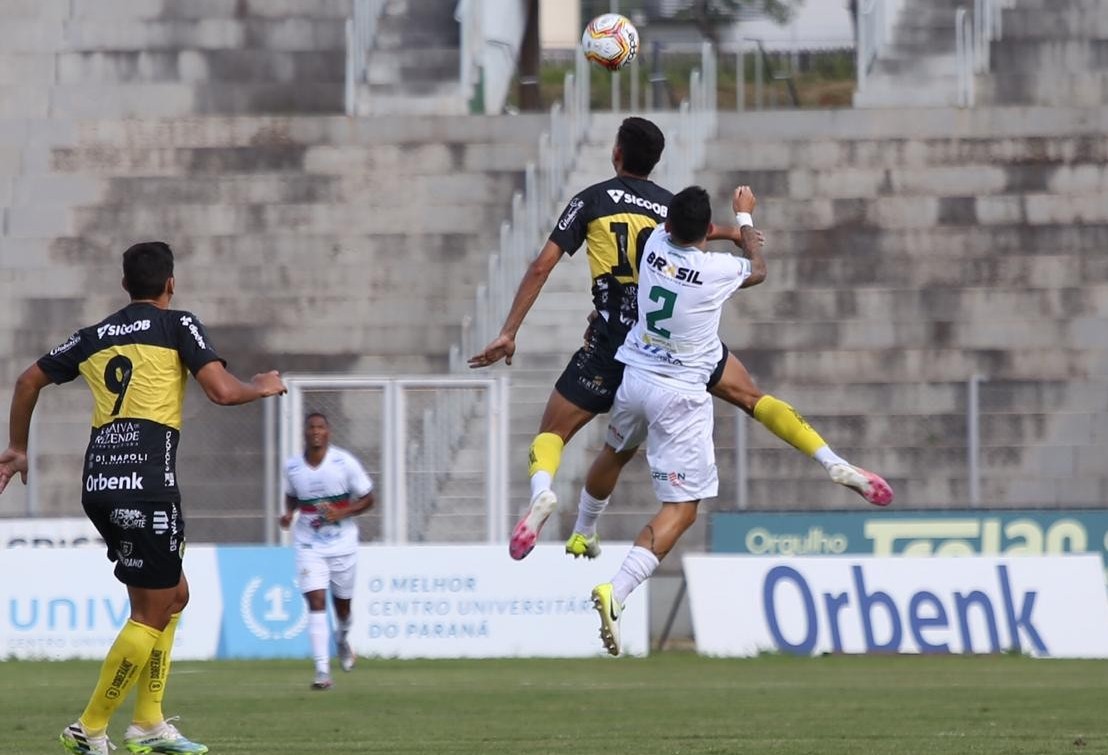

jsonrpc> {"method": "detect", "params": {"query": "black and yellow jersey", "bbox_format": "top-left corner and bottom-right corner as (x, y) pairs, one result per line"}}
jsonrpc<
(37, 302), (224, 503)
(548, 175), (673, 338)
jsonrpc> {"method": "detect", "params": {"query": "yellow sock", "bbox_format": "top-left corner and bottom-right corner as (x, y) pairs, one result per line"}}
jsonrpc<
(79, 619), (162, 734)
(132, 612), (180, 728)
(528, 432), (565, 477)
(753, 395), (827, 458)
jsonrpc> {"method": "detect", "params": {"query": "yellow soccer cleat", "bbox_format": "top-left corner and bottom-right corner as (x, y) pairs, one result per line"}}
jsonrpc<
(591, 582), (623, 657)
(565, 531), (601, 559)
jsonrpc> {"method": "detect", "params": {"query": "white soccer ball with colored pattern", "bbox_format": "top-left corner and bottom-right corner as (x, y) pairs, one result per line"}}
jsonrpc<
(582, 13), (639, 71)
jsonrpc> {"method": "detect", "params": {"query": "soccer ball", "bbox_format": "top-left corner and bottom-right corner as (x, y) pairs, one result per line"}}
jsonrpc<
(582, 13), (639, 71)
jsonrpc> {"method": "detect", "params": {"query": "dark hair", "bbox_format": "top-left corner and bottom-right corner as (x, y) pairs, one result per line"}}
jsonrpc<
(122, 242), (174, 300)
(667, 186), (712, 245)
(617, 117), (665, 176)
(305, 412), (329, 426)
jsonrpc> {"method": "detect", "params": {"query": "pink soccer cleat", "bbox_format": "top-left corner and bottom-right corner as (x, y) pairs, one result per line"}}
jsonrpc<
(829, 463), (894, 507)
(508, 490), (558, 560)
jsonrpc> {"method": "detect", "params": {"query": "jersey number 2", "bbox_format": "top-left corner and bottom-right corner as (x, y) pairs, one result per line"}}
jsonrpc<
(646, 286), (677, 338)
(103, 354), (134, 416)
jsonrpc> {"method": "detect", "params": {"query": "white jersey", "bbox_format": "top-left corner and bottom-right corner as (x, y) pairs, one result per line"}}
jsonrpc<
(616, 225), (751, 392)
(284, 446), (373, 557)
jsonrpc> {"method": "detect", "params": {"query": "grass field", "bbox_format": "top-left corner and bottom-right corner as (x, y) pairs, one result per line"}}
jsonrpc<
(5, 654), (1105, 754)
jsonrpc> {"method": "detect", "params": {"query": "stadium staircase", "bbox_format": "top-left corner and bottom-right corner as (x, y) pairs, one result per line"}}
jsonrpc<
(0, 0), (540, 538)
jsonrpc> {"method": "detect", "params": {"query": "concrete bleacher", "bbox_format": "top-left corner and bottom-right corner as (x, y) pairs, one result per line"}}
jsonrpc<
(0, 0), (540, 533)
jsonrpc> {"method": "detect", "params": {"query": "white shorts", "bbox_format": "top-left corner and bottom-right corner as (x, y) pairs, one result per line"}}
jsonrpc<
(295, 547), (358, 599)
(606, 369), (718, 502)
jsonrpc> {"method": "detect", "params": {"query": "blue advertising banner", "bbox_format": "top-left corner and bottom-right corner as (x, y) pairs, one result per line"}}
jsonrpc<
(710, 510), (1108, 582)
(214, 546), (311, 659)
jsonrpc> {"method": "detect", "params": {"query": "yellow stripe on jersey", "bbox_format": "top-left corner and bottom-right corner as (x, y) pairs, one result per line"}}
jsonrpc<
(584, 211), (660, 284)
(78, 343), (188, 429)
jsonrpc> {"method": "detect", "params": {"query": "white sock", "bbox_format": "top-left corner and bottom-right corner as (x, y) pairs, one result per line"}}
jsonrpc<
(573, 489), (609, 537)
(611, 546), (660, 604)
(530, 471), (553, 500)
(813, 445), (848, 471)
(335, 615), (352, 644)
(308, 610), (330, 675)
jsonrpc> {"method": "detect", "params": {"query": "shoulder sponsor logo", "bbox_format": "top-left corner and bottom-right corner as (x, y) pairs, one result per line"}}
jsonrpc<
(97, 320), (151, 339)
(49, 333), (81, 356)
(109, 508), (148, 530)
(557, 197), (585, 231)
(606, 189), (668, 218)
(179, 315), (208, 349)
(85, 472), (144, 493)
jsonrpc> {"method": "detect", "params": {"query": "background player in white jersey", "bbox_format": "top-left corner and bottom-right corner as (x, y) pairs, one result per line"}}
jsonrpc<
(589, 186), (763, 656)
(280, 412), (375, 689)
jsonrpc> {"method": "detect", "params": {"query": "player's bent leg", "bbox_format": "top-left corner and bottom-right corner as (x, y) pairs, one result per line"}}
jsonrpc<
(594, 501), (699, 656)
(133, 575), (189, 730)
(329, 557), (357, 672)
(566, 444), (637, 559)
(511, 390), (597, 560)
(707, 352), (763, 415)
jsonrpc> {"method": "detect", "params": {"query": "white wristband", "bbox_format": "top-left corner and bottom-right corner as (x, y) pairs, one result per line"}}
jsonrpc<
(735, 212), (754, 228)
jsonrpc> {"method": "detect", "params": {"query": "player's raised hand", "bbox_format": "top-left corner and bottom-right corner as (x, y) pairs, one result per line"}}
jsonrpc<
(0, 446), (29, 494)
(252, 371), (287, 397)
(468, 333), (516, 368)
(733, 185), (756, 214)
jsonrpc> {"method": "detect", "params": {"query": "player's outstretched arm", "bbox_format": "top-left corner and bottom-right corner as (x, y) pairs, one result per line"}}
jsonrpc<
(0, 364), (51, 493)
(733, 186), (767, 288)
(195, 362), (287, 406)
(468, 239), (565, 368)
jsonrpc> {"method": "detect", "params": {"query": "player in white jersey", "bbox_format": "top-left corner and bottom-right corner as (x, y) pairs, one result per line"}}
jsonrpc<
(280, 412), (375, 689)
(589, 186), (765, 656)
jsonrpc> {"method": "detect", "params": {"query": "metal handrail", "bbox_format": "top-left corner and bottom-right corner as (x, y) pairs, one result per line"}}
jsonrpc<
(456, 0), (483, 108)
(657, 42), (718, 192)
(343, 0), (387, 116)
(955, 7), (975, 107)
(855, 0), (885, 93)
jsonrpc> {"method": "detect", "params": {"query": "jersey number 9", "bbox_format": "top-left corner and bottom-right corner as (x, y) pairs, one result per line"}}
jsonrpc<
(103, 354), (134, 416)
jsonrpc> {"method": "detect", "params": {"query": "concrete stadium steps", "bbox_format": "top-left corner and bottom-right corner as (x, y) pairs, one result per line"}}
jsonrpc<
(707, 162), (1108, 200)
(982, 73), (1108, 108)
(706, 135), (1108, 171)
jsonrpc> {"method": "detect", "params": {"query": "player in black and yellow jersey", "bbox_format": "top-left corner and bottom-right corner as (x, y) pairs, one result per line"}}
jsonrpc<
(468, 117), (893, 562)
(0, 242), (286, 755)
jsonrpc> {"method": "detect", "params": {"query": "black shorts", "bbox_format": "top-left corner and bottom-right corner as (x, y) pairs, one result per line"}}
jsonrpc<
(554, 320), (730, 414)
(83, 499), (186, 589)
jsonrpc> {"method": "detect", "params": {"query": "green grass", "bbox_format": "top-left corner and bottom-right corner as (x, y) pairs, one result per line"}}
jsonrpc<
(7, 654), (1106, 753)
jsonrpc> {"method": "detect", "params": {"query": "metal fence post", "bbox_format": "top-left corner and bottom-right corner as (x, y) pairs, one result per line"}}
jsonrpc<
(967, 374), (983, 507)
(735, 409), (748, 510)
(264, 396), (276, 545)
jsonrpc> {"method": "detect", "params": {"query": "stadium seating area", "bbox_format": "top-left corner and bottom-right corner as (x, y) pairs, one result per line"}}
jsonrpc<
(1, 0), (1105, 550)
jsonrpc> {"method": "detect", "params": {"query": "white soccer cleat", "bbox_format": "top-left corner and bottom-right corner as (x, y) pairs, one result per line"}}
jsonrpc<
(829, 463), (894, 507)
(338, 638), (356, 672)
(591, 582), (623, 657)
(311, 672), (334, 690)
(123, 717), (208, 753)
(60, 722), (116, 755)
(508, 489), (558, 560)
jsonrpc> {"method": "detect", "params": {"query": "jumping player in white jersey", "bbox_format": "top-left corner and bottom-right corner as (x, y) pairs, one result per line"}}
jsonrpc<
(280, 413), (375, 689)
(589, 186), (765, 656)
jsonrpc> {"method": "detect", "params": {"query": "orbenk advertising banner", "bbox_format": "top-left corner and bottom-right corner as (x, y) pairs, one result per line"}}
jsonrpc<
(0, 544), (647, 660)
(684, 555), (1108, 659)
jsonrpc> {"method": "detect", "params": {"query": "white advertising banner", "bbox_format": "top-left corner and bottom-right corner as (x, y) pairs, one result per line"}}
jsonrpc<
(685, 555), (1108, 659)
(0, 546), (222, 660)
(0, 517), (105, 548)
(349, 544), (649, 658)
